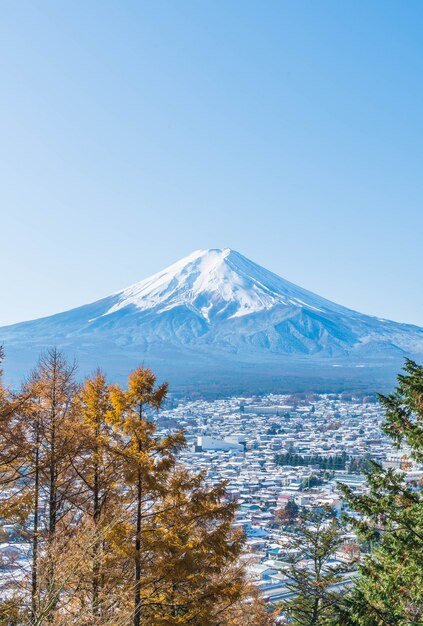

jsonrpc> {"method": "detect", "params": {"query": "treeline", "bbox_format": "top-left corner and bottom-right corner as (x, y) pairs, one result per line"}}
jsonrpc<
(274, 451), (347, 470)
(0, 349), (272, 626)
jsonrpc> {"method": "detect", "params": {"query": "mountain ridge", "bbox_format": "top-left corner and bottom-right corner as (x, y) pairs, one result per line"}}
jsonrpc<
(1, 248), (423, 390)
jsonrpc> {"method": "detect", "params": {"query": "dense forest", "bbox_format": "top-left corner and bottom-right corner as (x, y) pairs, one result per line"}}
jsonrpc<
(274, 452), (347, 470)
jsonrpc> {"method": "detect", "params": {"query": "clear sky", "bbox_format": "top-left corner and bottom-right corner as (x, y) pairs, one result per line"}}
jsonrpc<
(1, 1), (422, 327)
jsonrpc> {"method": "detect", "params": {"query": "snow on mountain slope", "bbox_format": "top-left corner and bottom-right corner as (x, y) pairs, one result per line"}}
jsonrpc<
(1, 248), (423, 386)
(97, 248), (351, 321)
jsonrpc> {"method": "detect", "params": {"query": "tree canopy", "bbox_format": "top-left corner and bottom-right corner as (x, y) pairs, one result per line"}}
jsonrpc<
(338, 359), (423, 625)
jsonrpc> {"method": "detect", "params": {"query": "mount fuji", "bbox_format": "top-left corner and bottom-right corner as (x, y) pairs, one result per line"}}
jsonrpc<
(2, 248), (423, 392)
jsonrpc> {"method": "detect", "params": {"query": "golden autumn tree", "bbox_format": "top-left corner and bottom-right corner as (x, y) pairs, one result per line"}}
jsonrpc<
(66, 369), (130, 623)
(0, 349), (79, 624)
(30, 349), (78, 623)
(0, 357), (274, 626)
(104, 367), (273, 625)
(0, 348), (35, 624)
(140, 466), (264, 625)
(108, 366), (185, 626)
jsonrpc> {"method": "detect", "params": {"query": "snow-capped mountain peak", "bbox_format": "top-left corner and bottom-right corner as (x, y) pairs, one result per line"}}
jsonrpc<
(2, 248), (423, 390)
(102, 248), (333, 322)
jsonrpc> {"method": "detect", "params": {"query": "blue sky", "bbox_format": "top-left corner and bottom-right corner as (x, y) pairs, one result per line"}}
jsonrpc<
(1, 1), (422, 326)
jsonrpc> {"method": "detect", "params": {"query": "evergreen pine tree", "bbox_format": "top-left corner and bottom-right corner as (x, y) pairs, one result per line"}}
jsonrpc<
(338, 359), (423, 625)
(280, 508), (352, 625)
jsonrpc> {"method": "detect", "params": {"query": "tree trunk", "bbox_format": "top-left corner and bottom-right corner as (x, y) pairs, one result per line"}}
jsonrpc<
(310, 596), (320, 625)
(133, 402), (143, 626)
(133, 467), (142, 626)
(31, 422), (40, 625)
(92, 453), (100, 618)
(46, 357), (58, 623)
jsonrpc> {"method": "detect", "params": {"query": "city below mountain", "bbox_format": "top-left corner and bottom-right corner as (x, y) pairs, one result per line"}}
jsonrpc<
(2, 248), (423, 393)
